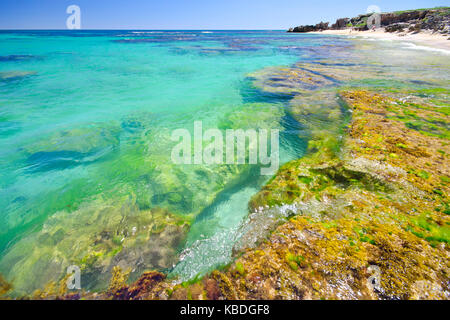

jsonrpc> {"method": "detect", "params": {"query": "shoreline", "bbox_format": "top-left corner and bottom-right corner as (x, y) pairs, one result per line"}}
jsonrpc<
(309, 29), (450, 52)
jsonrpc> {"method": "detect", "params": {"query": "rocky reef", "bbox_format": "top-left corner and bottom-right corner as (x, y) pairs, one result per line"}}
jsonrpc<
(288, 7), (450, 34)
(0, 101), (286, 296)
(0, 71), (36, 82)
(162, 89), (448, 300)
(0, 196), (190, 294)
(2, 30), (448, 301)
(16, 86), (448, 301)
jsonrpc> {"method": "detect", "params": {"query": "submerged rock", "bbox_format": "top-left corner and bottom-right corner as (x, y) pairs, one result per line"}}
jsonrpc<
(139, 102), (285, 217)
(0, 274), (12, 297)
(0, 71), (36, 82)
(248, 66), (337, 96)
(0, 196), (190, 294)
(230, 89), (449, 300)
(288, 89), (348, 159)
(289, 90), (344, 128)
(2, 101), (287, 296)
(77, 89), (448, 300)
(23, 123), (121, 172)
(297, 61), (386, 82)
(0, 55), (39, 62)
(218, 102), (284, 130)
(121, 112), (153, 133)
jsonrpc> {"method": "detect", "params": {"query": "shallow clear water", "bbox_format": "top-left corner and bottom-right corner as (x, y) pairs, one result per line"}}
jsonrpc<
(0, 30), (449, 294)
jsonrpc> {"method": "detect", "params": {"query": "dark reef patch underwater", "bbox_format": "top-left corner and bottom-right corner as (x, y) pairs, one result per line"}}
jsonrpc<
(0, 30), (448, 299)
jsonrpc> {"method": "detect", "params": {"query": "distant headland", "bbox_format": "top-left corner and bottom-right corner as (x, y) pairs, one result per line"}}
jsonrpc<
(287, 7), (450, 35)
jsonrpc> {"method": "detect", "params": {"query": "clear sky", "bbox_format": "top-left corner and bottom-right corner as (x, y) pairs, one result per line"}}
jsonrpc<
(0, 0), (448, 30)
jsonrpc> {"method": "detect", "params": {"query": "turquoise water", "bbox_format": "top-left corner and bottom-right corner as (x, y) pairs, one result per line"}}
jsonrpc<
(1, 30), (449, 294)
(0, 30), (318, 293)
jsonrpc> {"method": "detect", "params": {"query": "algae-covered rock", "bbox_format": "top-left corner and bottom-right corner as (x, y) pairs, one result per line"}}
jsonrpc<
(141, 102), (285, 216)
(289, 90), (344, 132)
(2, 101), (286, 296)
(298, 61), (386, 82)
(232, 89), (449, 300)
(17, 82), (450, 300)
(0, 196), (189, 295)
(24, 123), (121, 155)
(137, 89), (448, 301)
(248, 66), (337, 96)
(105, 267), (167, 300)
(0, 273), (12, 297)
(288, 90), (349, 160)
(218, 102), (284, 130)
(142, 127), (245, 217)
(121, 112), (154, 134)
(38, 89), (449, 301)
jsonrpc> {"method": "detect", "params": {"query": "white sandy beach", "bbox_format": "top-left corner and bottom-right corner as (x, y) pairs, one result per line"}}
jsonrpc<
(310, 29), (450, 52)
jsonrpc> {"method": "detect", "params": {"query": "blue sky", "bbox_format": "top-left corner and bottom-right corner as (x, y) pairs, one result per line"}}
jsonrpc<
(0, 0), (448, 29)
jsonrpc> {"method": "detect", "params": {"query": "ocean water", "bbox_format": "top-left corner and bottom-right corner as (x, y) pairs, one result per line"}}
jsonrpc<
(0, 30), (449, 294)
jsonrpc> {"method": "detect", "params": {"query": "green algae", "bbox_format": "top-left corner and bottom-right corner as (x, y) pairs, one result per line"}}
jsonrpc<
(1, 100), (288, 296)
(0, 273), (12, 297)
(235, 262), (245, 276)
(63, 61), (450, 300)
(248, 65), (337, 96)
(142, 102), (284, 217)
(12, 35), (450, 300)
(203, 89), (450, 300)
(0, 196), (190, 294)
(218, 102), (284, 130)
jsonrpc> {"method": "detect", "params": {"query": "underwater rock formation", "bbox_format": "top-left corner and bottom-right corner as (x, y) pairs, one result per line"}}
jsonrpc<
(59, 88), (448, 300)
(228, 89), (448, 300)
(0, 71), (36, 82)
(7, 36), (449, 299)
(0, 196), (189, 294)
(288, 89), (346, 152)
(248, 66), (337, 96)
(1, 101), (287, 296)
(0, 274), (12, 297)
(23, 123), (121, 172)
(140, 102), (284, 217)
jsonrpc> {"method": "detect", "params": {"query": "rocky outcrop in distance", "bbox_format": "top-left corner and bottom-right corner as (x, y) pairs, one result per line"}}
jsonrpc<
(288, 7), (450, 34)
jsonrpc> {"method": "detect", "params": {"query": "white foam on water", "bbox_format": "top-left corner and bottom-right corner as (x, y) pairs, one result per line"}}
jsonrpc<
(400, 42), (450, 55)
(169, 185), (259, 282)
